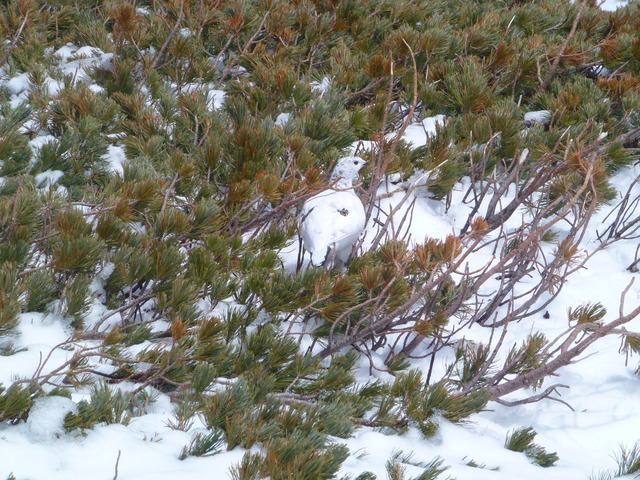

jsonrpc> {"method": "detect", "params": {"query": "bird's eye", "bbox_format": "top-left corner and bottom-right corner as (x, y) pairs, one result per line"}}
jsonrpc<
(353, 160), (358, 165)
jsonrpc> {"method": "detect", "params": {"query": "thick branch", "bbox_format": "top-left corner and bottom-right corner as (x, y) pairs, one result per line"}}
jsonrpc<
(485, 303), (640, 400)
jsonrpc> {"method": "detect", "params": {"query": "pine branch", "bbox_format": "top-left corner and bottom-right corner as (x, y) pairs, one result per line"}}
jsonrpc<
(493, 384), (573, 410)
(90, 292), (156, 334)
(538, 0), (588, 92)
(0, 8), (30, 67)
(138, 0), (185, 88)
(486, 285), (640, 400)
(358, 38), (420, 256)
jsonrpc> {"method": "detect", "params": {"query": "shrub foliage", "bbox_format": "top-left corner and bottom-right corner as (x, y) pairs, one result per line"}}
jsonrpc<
(1, 0), (640, 476)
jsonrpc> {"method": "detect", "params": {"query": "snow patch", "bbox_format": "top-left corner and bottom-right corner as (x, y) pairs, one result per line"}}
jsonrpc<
(599, 0), (633, 11)
(26, 396), (78, 442)
(35, 170), (64, 188)
(4, 73), (30, 95)
(402, 114), (447, 147)
(275, 112), (290, 126)
(102, 144), (127, 175)
(311, 77), (331, 94)
(524, 110), (552, 126)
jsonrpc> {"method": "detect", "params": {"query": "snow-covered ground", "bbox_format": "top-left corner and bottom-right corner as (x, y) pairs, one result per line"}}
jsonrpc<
(600, 0), (635, 11)
(2, 131), (640, 479)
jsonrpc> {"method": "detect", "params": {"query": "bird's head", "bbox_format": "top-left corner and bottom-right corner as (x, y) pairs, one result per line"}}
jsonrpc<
(330, 155), (368, 186)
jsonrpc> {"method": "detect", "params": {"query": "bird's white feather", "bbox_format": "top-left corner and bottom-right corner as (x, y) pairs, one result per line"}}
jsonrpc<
(299, 155), (367, 267)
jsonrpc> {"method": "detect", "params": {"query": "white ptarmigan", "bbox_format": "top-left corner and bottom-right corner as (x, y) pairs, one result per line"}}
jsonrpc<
(300, 155), (367, 268)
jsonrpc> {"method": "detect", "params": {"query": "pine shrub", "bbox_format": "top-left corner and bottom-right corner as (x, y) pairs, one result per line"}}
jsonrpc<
(1, 0), (640, 476)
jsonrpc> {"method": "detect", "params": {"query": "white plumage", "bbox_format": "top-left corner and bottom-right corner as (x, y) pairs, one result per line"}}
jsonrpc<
(300, 155), (367, 268)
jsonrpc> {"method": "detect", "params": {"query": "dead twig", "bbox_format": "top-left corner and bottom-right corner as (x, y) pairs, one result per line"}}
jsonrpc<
(113, 450), (122, 480)
(538, 0), (588, 92)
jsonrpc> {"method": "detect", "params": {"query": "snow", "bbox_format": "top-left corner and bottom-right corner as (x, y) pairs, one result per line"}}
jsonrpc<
(103, 144), (127, 176)
(1, 419), (245, 480)
(599, 0), (635, 11)
(275, 112), (290, 126)
(524, 110), (552, 126)
(5, 73), (30, 95)
(58, 46), (113, 84)
(205, 89), (226, 110)
(44, 77), (64, 96)
(5, 161), (640, 480)
(26, 396), (78, 442)
(402, 114), (447, 147)
(28, 134), (57, 153)
(34, 170), (64, 188)
(311, 76), (332, 94)
(178, 83), (226, 110)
